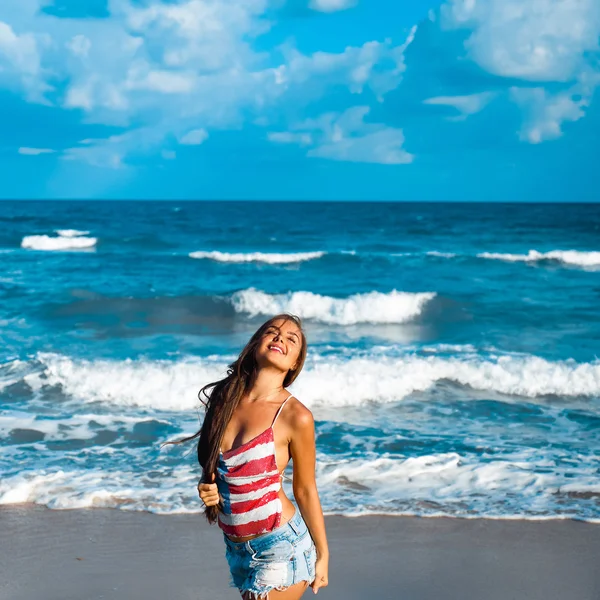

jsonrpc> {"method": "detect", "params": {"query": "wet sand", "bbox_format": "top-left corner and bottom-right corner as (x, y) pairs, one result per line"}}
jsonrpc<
(1, 504), (599, 600)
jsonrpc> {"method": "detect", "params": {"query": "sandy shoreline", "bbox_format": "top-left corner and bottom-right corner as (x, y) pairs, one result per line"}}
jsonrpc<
(1, 504), (599, 600)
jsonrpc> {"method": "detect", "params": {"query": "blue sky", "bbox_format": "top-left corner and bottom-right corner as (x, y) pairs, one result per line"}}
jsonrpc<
(1, 0), (599, 201)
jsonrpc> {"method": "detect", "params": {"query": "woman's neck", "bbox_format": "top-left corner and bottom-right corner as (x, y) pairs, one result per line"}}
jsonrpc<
(247, 368), (285, 402)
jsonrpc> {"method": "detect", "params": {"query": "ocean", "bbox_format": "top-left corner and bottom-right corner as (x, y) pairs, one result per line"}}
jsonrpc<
(0, 200), (599, 523)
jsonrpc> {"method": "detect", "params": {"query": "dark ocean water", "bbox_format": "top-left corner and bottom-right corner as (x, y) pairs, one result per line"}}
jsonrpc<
(1, 201), (599, 521)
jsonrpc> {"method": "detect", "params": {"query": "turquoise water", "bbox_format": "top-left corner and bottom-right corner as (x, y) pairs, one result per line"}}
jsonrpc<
(1, 201), (599, 521)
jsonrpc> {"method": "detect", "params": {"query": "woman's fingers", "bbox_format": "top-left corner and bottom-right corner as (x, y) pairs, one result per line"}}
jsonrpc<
(197, 482), (218, 493)
(200, 493), (219, 506)
(197, 481), (220, 506)
(311, 576), (328, 594)
(311, 561), (329, 594)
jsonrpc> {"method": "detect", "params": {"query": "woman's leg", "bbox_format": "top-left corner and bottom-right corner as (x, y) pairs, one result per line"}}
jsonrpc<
(268, 581), (310, 600)
(241, 581), (310, 600)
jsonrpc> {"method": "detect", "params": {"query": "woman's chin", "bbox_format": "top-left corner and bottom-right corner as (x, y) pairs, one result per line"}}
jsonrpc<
(257, 353), (288, 371)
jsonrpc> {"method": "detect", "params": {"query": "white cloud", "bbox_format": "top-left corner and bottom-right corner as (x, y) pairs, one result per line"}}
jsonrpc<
(161, 149), (176, 160)
(179, 128), (209, 145)
(310, 0), (357, 13)
(60, 6), (414, 165)
(1, 0), (599, 168)
(308, 106), (413, 164)
(279, 27), (416, 99)
(0, 20), (47, 98)
(63, 127), (166, 168)
(0, 0), (417, 167)
(64, 83), (92, 111)
(309, 126), (412, 164)
(0, 21), (39, 75)
(511, 82), (593, 143)
(269, 106), (413, 165)
(65, 77), (129, 112)
(124, 0), (269, 72)
(440, 0), (600, 143)
(268, 131), (313, 146)
(423, 92), (496, 120)
(442, 0), (600, 82)
(125, 68), (196, 94)
(18, 147), (55, 155)
(66, 34), (91, 58)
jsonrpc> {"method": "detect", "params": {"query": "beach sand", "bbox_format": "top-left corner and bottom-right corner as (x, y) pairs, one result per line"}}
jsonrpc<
(1, 504), (598, 600)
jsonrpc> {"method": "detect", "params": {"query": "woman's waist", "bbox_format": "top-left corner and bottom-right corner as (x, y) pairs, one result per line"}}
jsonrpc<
(223, 503), (307, 550)
(221, 493), (296, 543)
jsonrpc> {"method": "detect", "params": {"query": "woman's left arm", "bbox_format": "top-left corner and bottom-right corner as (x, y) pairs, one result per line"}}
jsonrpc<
(289, 405), (329, 594)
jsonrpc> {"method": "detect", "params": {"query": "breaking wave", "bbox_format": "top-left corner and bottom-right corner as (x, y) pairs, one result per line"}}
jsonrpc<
(478, 250), (600, 268)
(230, 288), (436, 325)
(21, 231), (97, 251)
(55, 229), (90, 238)
(189, 250), (325, 264)
(15, 350), (600, 412)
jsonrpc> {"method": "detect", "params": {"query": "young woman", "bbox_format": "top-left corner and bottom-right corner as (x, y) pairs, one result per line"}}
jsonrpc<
(164, 314), (329, 599)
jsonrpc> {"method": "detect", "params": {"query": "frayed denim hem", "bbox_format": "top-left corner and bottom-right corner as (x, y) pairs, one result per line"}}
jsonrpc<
(238, 577), (314, 599)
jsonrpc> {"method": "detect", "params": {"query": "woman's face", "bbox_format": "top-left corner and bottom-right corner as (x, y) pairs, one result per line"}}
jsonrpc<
(255, 318), (303, 373)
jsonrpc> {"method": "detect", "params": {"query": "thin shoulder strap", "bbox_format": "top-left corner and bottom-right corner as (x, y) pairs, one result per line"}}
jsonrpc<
(271, 393), (294, 427)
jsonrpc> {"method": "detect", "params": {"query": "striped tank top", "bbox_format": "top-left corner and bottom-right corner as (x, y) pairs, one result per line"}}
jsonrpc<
(216, 393), (294, 539)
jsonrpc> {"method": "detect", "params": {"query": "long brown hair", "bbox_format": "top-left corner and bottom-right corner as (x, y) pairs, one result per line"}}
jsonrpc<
(162, 313), (307, 523)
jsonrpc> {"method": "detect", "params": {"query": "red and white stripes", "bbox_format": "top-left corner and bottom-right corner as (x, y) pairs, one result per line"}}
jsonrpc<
(217, 427), (283, 538)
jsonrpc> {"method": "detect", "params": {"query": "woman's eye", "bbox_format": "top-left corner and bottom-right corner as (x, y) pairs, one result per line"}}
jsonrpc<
(288, 337), (296, 344)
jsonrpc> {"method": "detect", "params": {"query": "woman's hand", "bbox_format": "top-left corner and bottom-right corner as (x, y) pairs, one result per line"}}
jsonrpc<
(311, 555), (329, 594)
(197, 474), (220, 507)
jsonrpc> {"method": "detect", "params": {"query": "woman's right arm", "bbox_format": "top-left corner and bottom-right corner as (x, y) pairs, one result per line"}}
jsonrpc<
(289, 405), (329, 594)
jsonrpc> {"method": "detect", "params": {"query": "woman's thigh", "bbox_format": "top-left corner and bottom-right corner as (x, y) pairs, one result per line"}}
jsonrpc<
(241, 581), (309, 600)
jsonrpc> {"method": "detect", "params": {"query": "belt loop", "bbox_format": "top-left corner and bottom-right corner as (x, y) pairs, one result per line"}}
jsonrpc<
(288, 512), (302, 535)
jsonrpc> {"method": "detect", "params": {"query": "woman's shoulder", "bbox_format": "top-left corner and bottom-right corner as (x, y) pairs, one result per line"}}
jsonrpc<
(284, 394), (314, 428)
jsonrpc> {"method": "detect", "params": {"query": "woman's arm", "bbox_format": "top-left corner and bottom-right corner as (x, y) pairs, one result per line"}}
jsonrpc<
(289, 404), (329, 594)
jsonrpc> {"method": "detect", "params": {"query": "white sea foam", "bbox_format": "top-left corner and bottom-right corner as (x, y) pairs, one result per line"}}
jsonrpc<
(0, 411), (168, 442)
(0, 358), (30, 391)
(426, 251), (457, 258)
(478, 249), (600, 268)
(0, 467), (201, 512)
(1, 452), (598, 521)
(189, 250), (325, 264)
(22, 351), (600, 412)
(21, 233), (97, 251)
(25, 353), (228, 411)
(391, 251), (456, 258)
(420, 343), (479, 354)
(315, 451), (600, 520)
(318, 453), (546, 510)
(293, 354), (600, 406)
(3, 350), (599, 521)
(55, 229), (90, 237)
(230, 288), (436, 325)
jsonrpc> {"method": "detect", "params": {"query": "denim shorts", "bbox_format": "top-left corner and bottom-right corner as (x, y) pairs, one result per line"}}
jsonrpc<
(223, 509), (317, 599)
